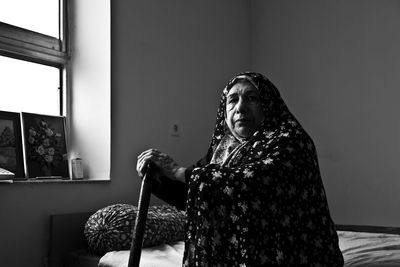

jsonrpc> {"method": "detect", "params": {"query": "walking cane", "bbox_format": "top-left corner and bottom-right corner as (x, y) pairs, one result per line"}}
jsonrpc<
(127, 163), (155, 267)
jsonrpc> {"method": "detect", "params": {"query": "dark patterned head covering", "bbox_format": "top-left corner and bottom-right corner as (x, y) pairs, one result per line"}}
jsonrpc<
(207, 71), (301, 164)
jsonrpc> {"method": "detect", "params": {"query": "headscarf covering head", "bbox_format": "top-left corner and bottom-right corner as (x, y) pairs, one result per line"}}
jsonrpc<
(208, 71), (295, 155)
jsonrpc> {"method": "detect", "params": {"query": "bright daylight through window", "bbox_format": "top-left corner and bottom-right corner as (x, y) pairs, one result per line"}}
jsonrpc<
(0, 56), (60, 116)
(0, 0), (67, 116)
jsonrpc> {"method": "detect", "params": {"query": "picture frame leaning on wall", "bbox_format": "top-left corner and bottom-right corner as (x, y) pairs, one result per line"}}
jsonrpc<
(0, 111), (25, 179)
(22, 112), (69, 179)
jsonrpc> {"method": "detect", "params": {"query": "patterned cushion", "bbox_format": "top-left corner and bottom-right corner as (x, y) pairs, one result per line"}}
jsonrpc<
(84, 204), (186, 255)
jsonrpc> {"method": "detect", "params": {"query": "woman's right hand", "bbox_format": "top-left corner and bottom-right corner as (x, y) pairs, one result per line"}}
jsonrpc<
(136, 148), (186, 182)
(136, 149), (153, 178)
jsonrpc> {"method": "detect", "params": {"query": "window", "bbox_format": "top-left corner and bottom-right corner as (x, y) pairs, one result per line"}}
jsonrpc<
(0, 0), (68, 116)
(0, 56), (61, 115)
(0, 0), (59, 37)
(0, 0), (110, 180)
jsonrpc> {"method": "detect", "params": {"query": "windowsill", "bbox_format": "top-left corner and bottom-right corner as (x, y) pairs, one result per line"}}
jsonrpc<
(0, 179), (110, 184)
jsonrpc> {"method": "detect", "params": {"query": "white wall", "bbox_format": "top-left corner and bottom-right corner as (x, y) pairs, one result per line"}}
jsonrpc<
(251, 0), (400, 226)
(69, 0), (111, 179)
(0, 1), (250, 266)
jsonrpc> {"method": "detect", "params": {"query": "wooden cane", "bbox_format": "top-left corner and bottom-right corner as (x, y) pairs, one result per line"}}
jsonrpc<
(127, 163), (154, 267)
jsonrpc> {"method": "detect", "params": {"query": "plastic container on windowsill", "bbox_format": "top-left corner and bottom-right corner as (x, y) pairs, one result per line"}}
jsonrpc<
(71, 158), (84, 180)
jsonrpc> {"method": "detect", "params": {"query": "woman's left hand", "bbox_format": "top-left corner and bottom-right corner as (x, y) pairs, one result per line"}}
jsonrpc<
(137, 148), (186, 183)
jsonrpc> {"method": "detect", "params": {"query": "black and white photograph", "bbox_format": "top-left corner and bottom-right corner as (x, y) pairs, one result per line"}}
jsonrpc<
(1, 1), (400, 267)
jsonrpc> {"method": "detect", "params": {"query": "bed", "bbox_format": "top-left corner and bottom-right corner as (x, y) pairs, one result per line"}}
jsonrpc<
(49, 173), (400, 267)
(98, 228), (400, 267)
(49, 212), (400, 267)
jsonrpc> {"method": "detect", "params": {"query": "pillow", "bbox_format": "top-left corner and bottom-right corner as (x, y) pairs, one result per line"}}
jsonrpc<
(84, 204), (186, 255)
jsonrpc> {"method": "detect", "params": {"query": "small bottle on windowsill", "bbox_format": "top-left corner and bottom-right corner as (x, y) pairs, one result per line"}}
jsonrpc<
(71, 158), (84, 180)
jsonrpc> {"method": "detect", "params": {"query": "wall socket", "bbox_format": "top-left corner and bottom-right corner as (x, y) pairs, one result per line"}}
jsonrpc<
(170, 121), (180, 137)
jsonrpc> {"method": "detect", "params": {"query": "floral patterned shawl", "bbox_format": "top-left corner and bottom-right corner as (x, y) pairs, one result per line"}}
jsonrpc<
(183, 72), (343, 266)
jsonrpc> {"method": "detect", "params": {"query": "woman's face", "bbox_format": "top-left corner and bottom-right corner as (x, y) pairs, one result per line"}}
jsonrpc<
(225, 81), (265, 140)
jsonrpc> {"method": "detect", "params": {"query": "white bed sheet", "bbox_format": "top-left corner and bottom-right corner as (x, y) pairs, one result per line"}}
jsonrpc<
(99, 231), (400, 267)
(99, 241), (184, 267)
(338, 231), (400, 267)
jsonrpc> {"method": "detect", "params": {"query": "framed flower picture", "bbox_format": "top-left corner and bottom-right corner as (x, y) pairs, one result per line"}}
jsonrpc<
(22, 112), (69, 179)
(0, 111), (25, 179)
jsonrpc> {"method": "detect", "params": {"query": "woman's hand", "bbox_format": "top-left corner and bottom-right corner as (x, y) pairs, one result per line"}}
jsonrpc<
(136, 148), (186, 183)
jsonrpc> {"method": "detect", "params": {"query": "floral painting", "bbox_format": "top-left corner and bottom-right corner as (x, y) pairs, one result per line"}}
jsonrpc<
(22, 113), (69, 178)
(0, 111), (25, 178)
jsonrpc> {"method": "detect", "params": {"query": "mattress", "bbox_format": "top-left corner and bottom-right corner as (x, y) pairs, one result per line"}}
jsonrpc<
(99, 241), (184, 267)
(98, 231), (400, 267)
(338, 231), (400, 267)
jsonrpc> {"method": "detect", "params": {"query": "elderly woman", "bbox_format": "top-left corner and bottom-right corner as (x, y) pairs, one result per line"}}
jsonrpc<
(137, 72), (344, 266)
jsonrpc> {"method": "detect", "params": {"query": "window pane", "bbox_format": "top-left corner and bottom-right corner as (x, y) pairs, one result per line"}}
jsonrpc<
(0, 0), (59, 37)
(0, 56), (60, 116)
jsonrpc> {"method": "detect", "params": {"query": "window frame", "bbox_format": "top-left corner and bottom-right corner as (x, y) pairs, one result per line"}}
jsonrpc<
(0, 0), (69, 115)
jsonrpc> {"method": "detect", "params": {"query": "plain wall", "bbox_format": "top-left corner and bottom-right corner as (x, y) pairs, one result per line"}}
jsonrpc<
(0, 1), (250, 266)
(111, 0), (250, 178)
(251, 0), (400, 226)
